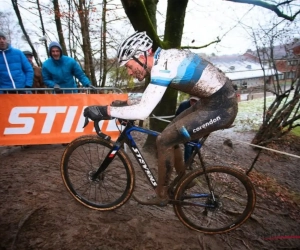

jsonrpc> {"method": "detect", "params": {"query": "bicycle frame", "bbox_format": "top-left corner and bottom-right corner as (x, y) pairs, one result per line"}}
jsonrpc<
(91, 120), (208, 193)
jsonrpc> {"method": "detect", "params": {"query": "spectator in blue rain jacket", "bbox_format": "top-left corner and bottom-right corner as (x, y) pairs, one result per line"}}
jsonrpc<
(0, 31), (33, 93)
(42, 41), (91, 93)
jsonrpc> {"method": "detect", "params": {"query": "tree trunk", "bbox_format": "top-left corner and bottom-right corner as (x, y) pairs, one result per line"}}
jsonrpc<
(36, 0), (49, 60)
(74, 0), (97, 86)
(11, 0), (39, 62)
(119, 0), (189, 147)
(144, 0), (157, 31)
(77, 1), (91, 78)
(120, 0), (164, 50)
(144, 0), (188, 147)
(101, 0), (108, 87)
(67, 0), (74, 58)
(53, 0), (68, 55)
(164, 0), (188, 48)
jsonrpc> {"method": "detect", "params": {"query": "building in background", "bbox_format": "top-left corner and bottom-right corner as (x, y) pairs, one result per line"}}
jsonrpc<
(207, 54), (282, 91)
(243, 41), (299, 82)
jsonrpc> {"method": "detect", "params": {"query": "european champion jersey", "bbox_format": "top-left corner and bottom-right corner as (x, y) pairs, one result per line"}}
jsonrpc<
(110, 47), (230, 120)
(150, 48), (227, 97)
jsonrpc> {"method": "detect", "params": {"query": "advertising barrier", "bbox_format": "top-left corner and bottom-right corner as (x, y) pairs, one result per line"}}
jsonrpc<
(0, 93), (127, 145)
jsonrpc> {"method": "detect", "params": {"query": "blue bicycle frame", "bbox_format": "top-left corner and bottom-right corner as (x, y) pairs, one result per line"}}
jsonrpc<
(91, 120), (207, 192)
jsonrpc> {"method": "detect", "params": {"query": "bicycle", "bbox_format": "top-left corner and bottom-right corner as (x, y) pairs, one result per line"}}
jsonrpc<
(60, 118), (256, 234)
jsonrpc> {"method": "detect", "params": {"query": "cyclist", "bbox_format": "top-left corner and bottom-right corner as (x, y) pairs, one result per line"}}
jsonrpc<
(84, 31), (238, 206)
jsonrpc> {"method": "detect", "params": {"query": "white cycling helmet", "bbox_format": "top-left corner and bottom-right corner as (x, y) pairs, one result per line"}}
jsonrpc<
(117, 31), (153, 68)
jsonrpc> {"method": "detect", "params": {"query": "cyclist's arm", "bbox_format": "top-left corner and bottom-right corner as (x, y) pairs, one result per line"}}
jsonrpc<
(109, 83), (167, 120)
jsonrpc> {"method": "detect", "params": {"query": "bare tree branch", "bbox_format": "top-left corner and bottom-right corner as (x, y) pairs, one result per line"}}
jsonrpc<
(225, 0), (300, 21)
(181, 37), (221, 49)
(11, 0), (40, 61)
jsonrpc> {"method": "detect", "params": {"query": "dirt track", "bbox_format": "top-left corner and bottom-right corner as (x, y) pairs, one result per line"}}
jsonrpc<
(1, 130), (300, 250)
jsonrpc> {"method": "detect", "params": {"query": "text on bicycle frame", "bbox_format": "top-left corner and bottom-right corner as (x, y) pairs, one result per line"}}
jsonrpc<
(132, 147), (157, 187)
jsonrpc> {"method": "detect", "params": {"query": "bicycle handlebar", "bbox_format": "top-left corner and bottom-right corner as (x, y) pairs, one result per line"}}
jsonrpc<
(83, 116), (111, 141)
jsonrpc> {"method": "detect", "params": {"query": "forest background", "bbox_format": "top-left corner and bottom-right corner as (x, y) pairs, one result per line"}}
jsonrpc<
(1, 0), (300, 145)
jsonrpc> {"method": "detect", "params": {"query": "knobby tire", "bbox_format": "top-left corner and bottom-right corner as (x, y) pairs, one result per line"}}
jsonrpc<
(174, 166), (256, 234)
(60, 135), (135, 211)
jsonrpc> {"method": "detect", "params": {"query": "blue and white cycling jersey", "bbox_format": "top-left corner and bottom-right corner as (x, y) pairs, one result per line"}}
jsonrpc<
(151, 48), (227, 97)
(110, 47), (229, 120)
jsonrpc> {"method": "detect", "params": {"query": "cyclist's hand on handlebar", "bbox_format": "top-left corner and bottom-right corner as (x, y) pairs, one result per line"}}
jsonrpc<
(83, 105), (111, 121)
(111, 100), (128, 107)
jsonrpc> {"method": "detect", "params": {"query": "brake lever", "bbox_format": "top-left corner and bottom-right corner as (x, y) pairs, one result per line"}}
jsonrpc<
(83, 116), (89, 128)
(82, 116), (111, 141)
(94, 121), (111, 141)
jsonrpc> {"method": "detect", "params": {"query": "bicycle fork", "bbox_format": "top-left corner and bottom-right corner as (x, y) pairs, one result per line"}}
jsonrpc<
(91, 141), (123, 181)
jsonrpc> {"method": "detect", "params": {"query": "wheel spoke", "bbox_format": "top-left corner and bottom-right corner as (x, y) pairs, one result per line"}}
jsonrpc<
(174, 166), (256, 233)
(61, 136), (134, 210)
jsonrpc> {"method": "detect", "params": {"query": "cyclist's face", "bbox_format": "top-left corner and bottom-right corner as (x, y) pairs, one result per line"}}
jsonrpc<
(125, 57), (147, 81)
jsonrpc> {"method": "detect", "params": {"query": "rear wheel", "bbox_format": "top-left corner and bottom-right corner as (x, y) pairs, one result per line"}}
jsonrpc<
(60, 135), (135, 210)
(174, 166), (256, 234)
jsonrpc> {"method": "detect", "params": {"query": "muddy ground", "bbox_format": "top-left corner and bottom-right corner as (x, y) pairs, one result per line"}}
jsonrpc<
(0, 129), (300, 250)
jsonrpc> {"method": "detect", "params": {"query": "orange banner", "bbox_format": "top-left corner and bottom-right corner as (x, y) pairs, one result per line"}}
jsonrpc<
(0, 93), (128, 145)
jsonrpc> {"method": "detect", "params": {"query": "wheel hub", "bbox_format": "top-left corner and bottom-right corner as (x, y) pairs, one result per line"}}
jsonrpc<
(206, 196), (221, 211)
(88, 171), (104, 183)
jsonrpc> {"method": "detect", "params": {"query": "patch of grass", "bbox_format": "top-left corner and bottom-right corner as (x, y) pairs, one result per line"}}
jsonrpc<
(234, 96), (276, 132)
(235, 96), (299, 134)
(291, 127), (300, 137)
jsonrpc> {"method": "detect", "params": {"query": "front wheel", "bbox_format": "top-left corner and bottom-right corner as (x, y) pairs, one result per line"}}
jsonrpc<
(60, 135), (135, 211)
(174, 166), (256, 234)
